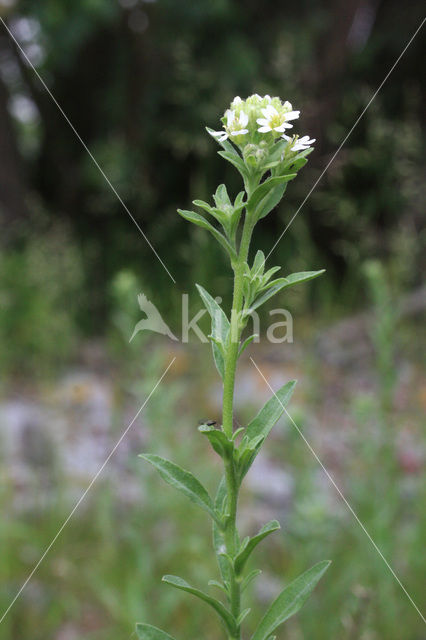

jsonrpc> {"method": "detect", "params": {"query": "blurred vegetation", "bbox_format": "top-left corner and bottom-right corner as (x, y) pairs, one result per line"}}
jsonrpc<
(0, 1), (425, 639)
(0, 0), (425, 345)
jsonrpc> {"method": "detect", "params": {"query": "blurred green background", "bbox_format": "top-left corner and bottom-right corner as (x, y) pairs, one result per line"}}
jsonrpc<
(0, 1), (425, 639)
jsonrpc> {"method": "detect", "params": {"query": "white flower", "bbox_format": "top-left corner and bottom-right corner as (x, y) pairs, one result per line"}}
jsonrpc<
(210, 129), (228, 142)
(232, 96), (243, 105)
(282, 134), (315, 151)
(209, 109), (249, 142)
(227, 109), (249, 136)
(257, 104), (300, 133)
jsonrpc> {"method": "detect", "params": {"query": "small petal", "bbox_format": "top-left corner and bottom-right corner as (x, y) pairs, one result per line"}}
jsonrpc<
(283, 101), (293, 110)
(230, 128), (248, 136)
(225, 109), (235, 126)
(256, 118), (270, 126)
(232, 96), (242, 104)
(257, 125), (272, 133)
(210, 129), (228, 141)
(274, 122), (293, 132)
(284, 110), (300, 121)
(239, 111), (249, 127)
(261, 104), (277, 118)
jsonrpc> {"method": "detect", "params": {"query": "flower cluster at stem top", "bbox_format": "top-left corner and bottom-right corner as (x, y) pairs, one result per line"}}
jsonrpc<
(210, 93), (315, 153)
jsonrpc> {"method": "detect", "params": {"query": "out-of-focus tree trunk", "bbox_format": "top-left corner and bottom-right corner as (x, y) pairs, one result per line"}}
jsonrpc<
(0, 69), (28, 244)
(306, 0), (379, 149)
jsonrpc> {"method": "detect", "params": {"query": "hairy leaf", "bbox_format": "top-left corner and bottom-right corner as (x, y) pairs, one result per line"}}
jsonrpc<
(238, 333), (258, 358)
(243, 380), (296, 446)
(196, 284), (230, 380)
(237, 381), (296, 480)
(199, 424), (233, 458)
(177, 209), (236, 259)
(283, 270), (325, 287)
(251, 561), (331, 640)
(248, 174), (296, 214)
(140, 454), (218, 522)
(256, 183), (288, 221)
(136, 624), (176, 640)
(217, 150), (248, 180)
(246, 278), (290, 313)
(234, 520), (281, 575)
(241, 569), (262, 592)
(162, 575), (236, 634)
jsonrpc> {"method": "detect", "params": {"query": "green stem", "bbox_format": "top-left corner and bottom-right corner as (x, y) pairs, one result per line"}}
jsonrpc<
(222, 216), (253, 438)
(221, 208), (255, 640)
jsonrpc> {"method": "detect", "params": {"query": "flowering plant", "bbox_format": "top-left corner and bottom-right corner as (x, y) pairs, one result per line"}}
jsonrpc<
(137, 95), (330, 640)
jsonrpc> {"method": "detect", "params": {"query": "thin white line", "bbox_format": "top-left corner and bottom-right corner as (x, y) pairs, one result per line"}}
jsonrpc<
(0, 17), (176, 284)
(265, 16), (426, 262)
(0, 357), (176, 625)
(249, 356), (426, 625)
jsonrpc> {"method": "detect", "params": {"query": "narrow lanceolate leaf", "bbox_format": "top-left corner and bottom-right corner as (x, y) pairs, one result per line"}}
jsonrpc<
(248, 174), (296, 212)
(236, 435), (265, 483)
(238, 333), (258, 358)
(140, 454), (218, 522)
(241, 569), (262, 592)
(238, 380), (296, 462)
(256, 183), (287, 221)
(246, 278), (290, 313)
(283, 270), (325, 288)
(217, 150), (248, 180)
(196, 284), (230, 380)
(177, 209), (236, 259)
(251, 561), (331, 640)
(199, 424), (233, 458)
(162, 575), (237, 635)
(136, 623), (177, 640)
(234, 520), (281, 575)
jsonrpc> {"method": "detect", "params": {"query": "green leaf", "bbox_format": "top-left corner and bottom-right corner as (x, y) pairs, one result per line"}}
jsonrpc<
(234, 520), (281, 575)
(284, 270), (325, 287)
(238, 333), (258, 358)
(252, 250), (266, 275)
(177, 209), (236, 259)
(213, 183), (231, 208)
(217, 150), (248, 180)
(251, 561), (331, 640)
(140, 454), (218, 522)
(237, 608), (251, 626)
(246, 279), (290, 313)
(256, 183), (287, 221)
(237, 381), (296, 480)
(267, 138), (289, 163)
(162, 575), (237, 634)
(241, 569), (262, 592)
(248, 174), (296, 214)
(236, 435), (265, 483)
(136, 624), (176, 640)
(196, 284), (230, 380)
(208, 579), (229, 597)
(199, 424), (233, 458)
(244, 380), (296, 445)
